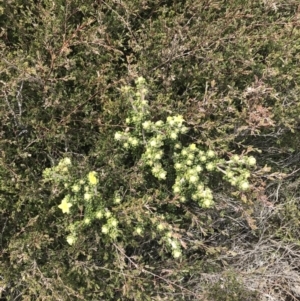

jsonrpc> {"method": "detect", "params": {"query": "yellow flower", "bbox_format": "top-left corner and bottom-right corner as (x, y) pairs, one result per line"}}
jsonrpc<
(58, 197), (72, 214)
(88, 171), (98, 185)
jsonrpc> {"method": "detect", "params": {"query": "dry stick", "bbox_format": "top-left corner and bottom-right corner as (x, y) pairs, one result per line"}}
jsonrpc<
(113, 243), (202, 299)
(16, 81), (23, 118)
(2, 89), (18, 127)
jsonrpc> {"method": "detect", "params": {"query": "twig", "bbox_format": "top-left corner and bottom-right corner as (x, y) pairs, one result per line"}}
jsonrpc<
(113, 242), (202, 298)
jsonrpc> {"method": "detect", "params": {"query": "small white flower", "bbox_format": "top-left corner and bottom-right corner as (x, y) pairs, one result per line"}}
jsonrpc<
(72, 185), (80, 193)
(243, 170), (251, 178)
(180, 196), (186, 202)
(170, 132), (177, 140)
(122, 86), (131, 93)
(169, 120), (175, 126)
(247, 156), (256, 166)
(169, 239), (178, 249)
(84, 218), (91, 225)
(155, 120), (164, 127)
(195, 165), (203, 172)
(114, 197), (121, 204)
(102, 225), (109, 234)
(239, 181), (249, 191)
(197, 184), (204, 192)
(192, 193), (199, 200)
(174, 115), (184, 124)
(230, 178), (237, 186)
(105, 211), (112, 218)
(136, 227), (143, 235)
(63, 157), (71, 165)
(166, 231), (172, 237)
(147, 160), (154, 166)
(180, 126), (189, 133)
(231, 155), (240, 163)
(181, 149), (188, 156)
(96, 211), (103, 219)
(142, 121), (151, 129)
(173, 186), (181, 194)
(150, 139), (157, 147)
(66, 235), (76, 245)
(84, 193), (92, 201)
(207, 150), (215, 158)
(141, 88), (148, 94)
(114, 132), (122, 140)
(175, 162), (182, 169)
(173, 250), (181, 258)
(202, 189), (212, 199)
(154, 152), (162, 160)
(157, 223), (164, 231)
(110, 218), (118, 227)
(202, 199), (212, 208)
(152, 165), (160, 174)
(130, 138), (139, 146)
(135, 76), (145, 85)
(158, 171), (166, 180)
(186, 160), (193, 166)
(226, 171), (234, 179)
(188, 153), (194, 160)
(200, 155), (207, 162)
(206, 162), (214, 171)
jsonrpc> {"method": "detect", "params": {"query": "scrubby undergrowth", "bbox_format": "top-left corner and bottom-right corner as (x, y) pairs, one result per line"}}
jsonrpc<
(1, 0), (300, 300)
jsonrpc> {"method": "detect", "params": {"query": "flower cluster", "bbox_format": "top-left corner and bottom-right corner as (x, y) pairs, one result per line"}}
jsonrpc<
(115, 78), (257, 211)
(220, 154), (256, 191)
(43, 158), (121, 244)
(112, 78), (258, 257)
(152, 215), (183, 258)
(172, 144), (216, 207)
(44, 78), (257, 259)
(42, 156), (72, 183)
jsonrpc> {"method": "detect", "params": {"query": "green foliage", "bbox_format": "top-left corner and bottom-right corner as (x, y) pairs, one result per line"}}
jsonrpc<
(1, 0), (300, 300)
(207, 272), (258, 301)
(41, 78), (257, 266)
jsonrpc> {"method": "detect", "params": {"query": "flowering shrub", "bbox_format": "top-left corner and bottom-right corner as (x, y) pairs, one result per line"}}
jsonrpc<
(115, 77), (256, 210)
(3, 0), (299, 299)
(43, 78), (256, 259)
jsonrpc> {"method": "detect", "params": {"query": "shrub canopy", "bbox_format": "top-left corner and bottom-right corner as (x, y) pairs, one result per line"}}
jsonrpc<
(1, 0), (300, 300)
